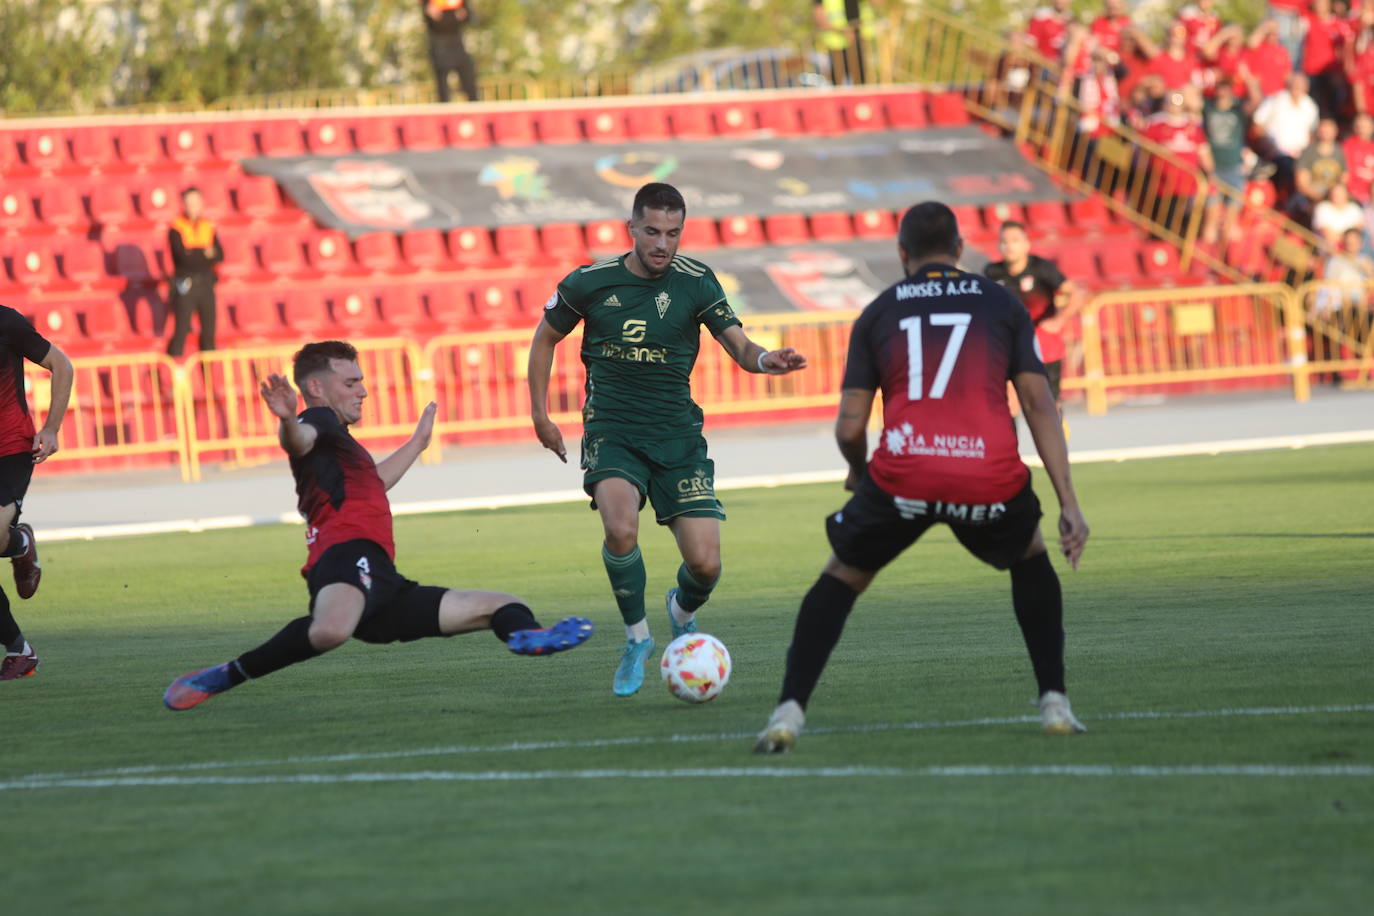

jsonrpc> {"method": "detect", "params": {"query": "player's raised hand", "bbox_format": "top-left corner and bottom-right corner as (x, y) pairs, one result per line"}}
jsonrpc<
(259, 373), (300, 420)
(1058, 506), (1090, 570)
(761, 347), (808, 375)
(413, 401), (437, 450)
(533, 415), (567, 463)
(31, 429), (59, 464)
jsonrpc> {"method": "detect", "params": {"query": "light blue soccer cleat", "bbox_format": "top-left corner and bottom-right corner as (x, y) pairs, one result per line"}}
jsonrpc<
(507, 617), (594, 656)
(665, 588), (697, 640)
(612, 636), (656, 696)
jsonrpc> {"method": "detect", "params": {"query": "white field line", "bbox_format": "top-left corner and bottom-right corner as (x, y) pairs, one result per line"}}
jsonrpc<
(35, 430), (1374, 542)
(9, 703), (1372, 786)
(4, 764), (1373, 792)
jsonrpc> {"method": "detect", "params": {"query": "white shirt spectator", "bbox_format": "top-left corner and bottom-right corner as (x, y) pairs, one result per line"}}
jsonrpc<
(1253, 89), (1321, 158)
(1313, 198), (1365, 242)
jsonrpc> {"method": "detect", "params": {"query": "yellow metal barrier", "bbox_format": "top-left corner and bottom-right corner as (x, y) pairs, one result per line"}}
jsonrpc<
(180, 339), (428, 481)
(1074, 284), (1309, 414)
(1296, 280), (1374, 389)
(422, 311), (856, 456)
(25, 352), (186, 477)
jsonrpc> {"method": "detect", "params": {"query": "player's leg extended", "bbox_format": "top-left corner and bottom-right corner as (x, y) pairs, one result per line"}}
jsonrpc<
(0, 501), (39, 681)
(163, 584), (365, 711)
(665, 515), (721, 638)
(756, 556), (875, 754)
(431, 588), (592, 656)
(594, 477), (656, 695)
(1011, 530), (1084, 735)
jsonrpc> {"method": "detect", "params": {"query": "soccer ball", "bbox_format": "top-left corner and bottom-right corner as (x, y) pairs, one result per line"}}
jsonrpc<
(660, 633), (732, 703)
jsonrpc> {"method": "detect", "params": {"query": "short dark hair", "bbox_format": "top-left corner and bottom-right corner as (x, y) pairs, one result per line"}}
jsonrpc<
(898, 201), (961, 260)
(293, 340), (358, 388)
(632, 182), (686, 219)
(181, 186), (201, 199)
(999, 220), (1027, 235)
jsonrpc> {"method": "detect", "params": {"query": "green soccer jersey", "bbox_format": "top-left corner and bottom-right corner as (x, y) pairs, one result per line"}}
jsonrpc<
(544, 253), (743, 439)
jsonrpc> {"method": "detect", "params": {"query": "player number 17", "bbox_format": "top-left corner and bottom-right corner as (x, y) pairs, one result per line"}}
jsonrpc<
(898, 312), (971, 400)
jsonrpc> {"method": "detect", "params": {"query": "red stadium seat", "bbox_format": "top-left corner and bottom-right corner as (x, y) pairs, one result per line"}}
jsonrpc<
(12, 242), (57, 288)
(68, 127), (116, 172)
(232, 175), (282, 220)
(60, 241), (119, 290)
(929, 92), (971, 125)
(949, 204), (991, 242)
(471, 278), (527, 329)
(399, 117), (446, 151)
(306, 229), (353, 275)
(353, 232), (404, 273)
(425, 282), (478, 331)
(1142, 241), (1180, 278)
(116, 125), (164, 169)
(306, 120), (352, 155)
(330, 288), (390, 335)
(1, 190), (34, 234)
(87, 184), (136, 230)
(446, 113), (491, 148)
(83, 300), (146, 351)
(853, 208), (896, 239)
(585, 220), (631, 254)
(195, 181), (232, 221)
(1052, 245), (1097, 282)
(1097, 245), (1144, 284)
(214, 234), (260, 282)
(259, 120), (306, 157)
(208, 121), (259, 162)
(165, 125), (212, 167)
(494, 224), (542, 265)
(536, 110), (583, 145)
(839, 96), (888, 132)
(112, 237), (164, 286)
(808, 211), (853, 243)
(400, 229), (451, 272)
(798, 99), (844, 136)
(884, 93), (929, 129)
(22, 129), (68, 172)
(37, 184), (85, 233)
(984, 201), (1027, 228)
(755, 100), (802, 136)
(541, 222), (588, 264)
(1067, 195), (1112, 230)
(281, 288), (333, 337)
(711, 103), (755, 136)
(670, 106), (714, 140)
(624, 107), (671, 141)
(490, 112), (537, 147)
(763, 213), (809, 246)
(352, 117), (400, 154)
(448, 226), (500, 268)
(377, 285), (444, 334)
(584, 110), (628, 143)
(720, 215), (766, 247)
(135, 180), (179, 226)
(31, 302), (85, 348)
(225, 289), (288, 340)
(1026, 200), (1070, 236)
(682, 216), (721, 250)
(259, 233), (311, 279)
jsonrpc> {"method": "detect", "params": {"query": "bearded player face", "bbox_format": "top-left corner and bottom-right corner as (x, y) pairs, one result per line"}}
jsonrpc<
(627, 207), (684, 278)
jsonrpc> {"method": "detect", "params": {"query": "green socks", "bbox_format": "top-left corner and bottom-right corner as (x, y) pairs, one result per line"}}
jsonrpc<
(602, 544), (647, 626)
(674, 563), (718, 613)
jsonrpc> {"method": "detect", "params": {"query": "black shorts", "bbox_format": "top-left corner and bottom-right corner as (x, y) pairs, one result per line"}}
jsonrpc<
(0, 451), (35, 517)
(826, 475), (1043, 573)
(306, 539), (447, 644)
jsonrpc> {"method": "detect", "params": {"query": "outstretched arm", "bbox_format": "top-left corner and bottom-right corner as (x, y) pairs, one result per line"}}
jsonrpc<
(32, 343), (73, 464)
(1012, 370), (1089, 568)
(716, 325), (808, 375)
(259, 373), (318, 457)
(528, 316), (570, 462)
(376, 402), (437, 490)
(835, 387), (875, 491)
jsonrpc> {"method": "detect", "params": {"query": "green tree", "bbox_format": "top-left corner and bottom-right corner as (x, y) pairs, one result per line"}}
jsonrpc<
(0, 0), (115, 113)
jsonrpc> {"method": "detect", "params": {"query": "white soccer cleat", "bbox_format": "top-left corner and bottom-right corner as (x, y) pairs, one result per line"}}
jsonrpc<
(1039, 691), (1087, 735)
(753, 699), (806, 754)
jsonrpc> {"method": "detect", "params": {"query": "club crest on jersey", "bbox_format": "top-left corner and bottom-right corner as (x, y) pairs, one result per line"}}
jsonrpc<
(1020, 275), (1035, 292)
(655, 291), (671, 318)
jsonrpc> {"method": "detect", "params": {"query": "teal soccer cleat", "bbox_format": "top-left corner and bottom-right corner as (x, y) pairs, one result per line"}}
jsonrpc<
(612, 636), (656, 696)
(665, 588), (697, 640)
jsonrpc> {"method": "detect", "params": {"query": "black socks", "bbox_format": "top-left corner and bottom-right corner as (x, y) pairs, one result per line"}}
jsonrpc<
(1010, 550), (1066, 696)
(779, 573), (859, 710)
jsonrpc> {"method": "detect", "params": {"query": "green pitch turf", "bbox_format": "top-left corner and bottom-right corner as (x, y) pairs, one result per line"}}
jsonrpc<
(4, 444), (1371, 915)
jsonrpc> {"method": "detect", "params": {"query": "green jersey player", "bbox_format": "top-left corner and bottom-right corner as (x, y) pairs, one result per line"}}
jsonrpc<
(528, 182), (807, 696)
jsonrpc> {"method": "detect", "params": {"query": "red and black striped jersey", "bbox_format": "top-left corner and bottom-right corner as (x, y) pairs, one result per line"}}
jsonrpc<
(0, 306), (52, 459)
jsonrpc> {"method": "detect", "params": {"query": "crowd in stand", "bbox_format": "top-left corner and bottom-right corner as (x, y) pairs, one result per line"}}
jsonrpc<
(1020, 0), (1374, 284)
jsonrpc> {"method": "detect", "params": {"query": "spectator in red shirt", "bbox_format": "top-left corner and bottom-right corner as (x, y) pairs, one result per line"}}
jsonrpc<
(1178, 0), (1224, 53)
(1240, 20), (1297, 104)
(1090, 0), (1132, 67)
(1342, 113), (1374, 201)
(1144, 90), (1216, 228)
(1028, 0), (1075, 62)
(1269, 0), (1310, 70)
(1136, 22), (1204, 92)
(1349, 6), (1374, 112)
(1302, 0), (1352, 117)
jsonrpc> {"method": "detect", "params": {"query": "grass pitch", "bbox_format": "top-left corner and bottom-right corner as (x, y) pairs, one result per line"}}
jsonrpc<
(4, 444), (1372, 915)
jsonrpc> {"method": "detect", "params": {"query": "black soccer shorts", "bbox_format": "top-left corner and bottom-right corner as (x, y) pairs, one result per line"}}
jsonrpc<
(306, 539), (447, 643)
(825, 476), (1043, 572)
(0, 451), (35, 516)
